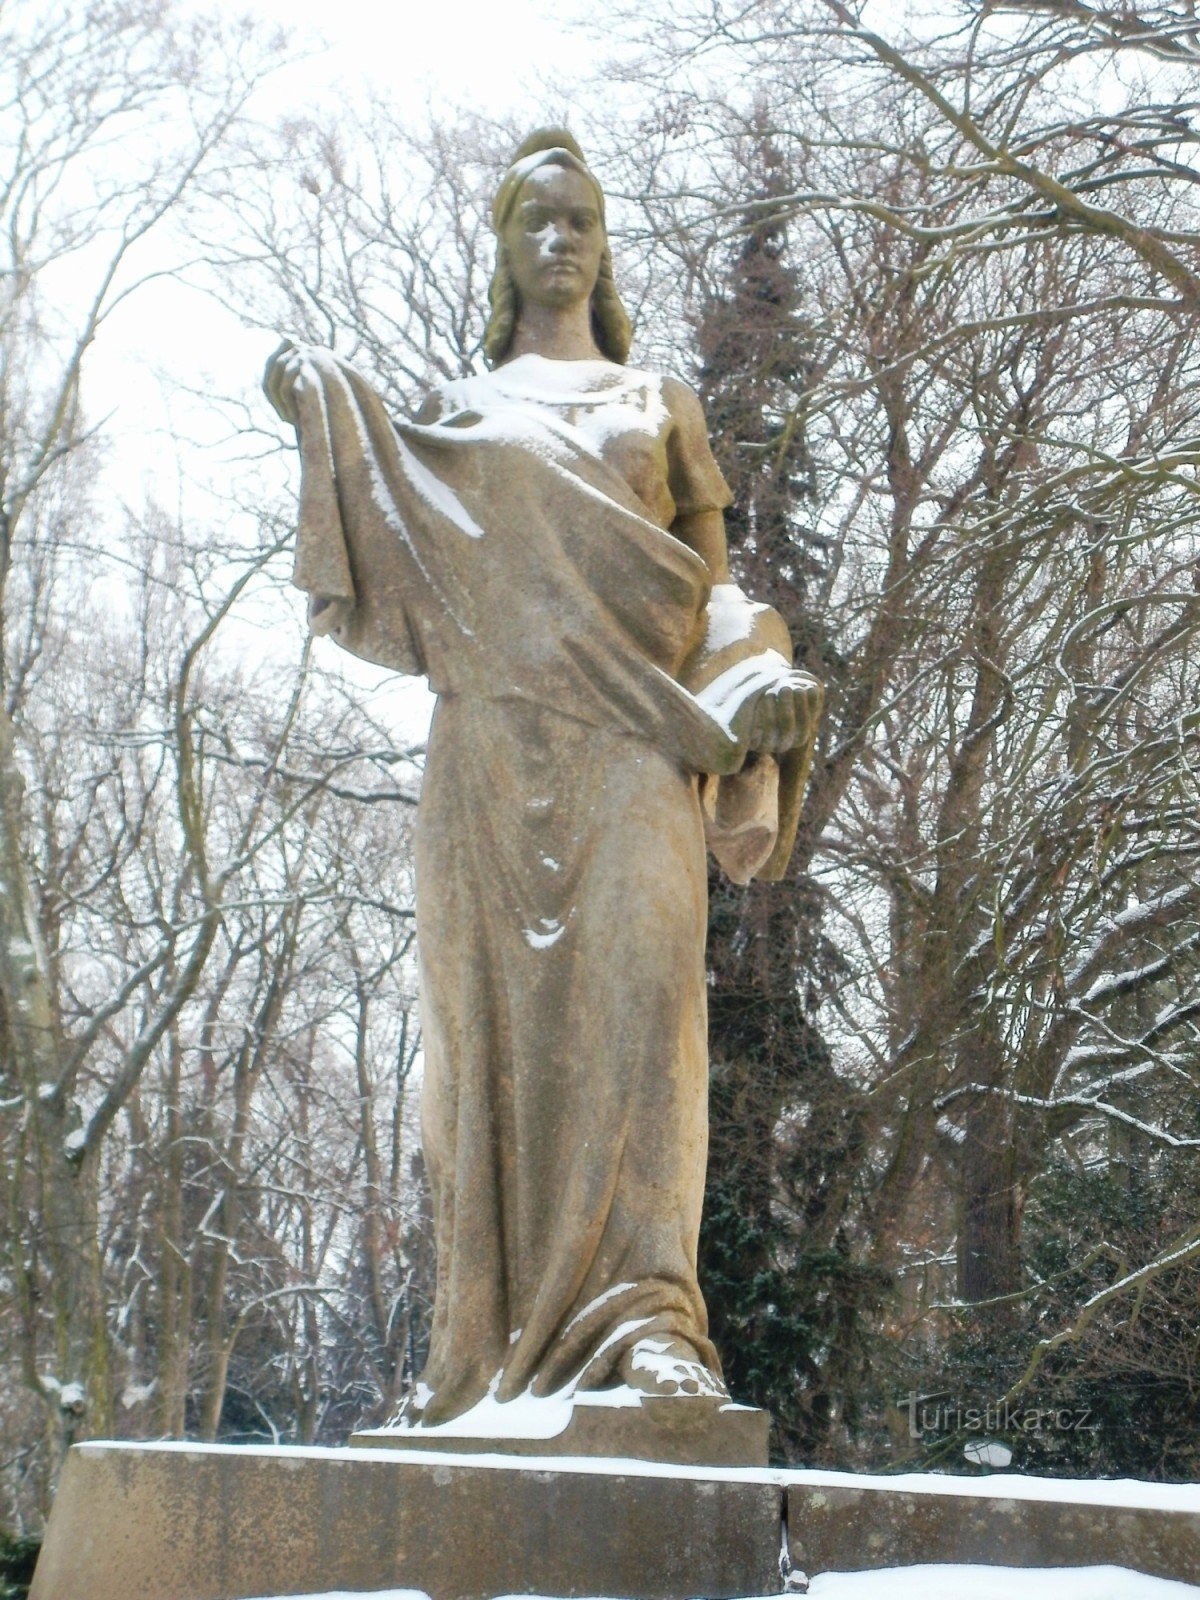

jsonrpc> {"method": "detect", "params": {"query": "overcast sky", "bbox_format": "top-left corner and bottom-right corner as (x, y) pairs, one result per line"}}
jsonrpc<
(93, 0), (602, 473)
(80, 0), (609, 731)
(236, 0), (599, 113)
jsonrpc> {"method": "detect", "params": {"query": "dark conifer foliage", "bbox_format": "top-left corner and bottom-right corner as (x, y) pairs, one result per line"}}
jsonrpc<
(0, 1530), (38, 1599)
(694, 124), (885, 1463)
(694, 126), (824, 670)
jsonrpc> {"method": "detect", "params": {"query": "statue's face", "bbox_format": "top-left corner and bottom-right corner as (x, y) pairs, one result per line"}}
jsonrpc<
(503, 164), (605, 313)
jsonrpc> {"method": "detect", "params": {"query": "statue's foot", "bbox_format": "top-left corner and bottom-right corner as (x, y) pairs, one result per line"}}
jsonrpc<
(619, 1337), (729, 1400)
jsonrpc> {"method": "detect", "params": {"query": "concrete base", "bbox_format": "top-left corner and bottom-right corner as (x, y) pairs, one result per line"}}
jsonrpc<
(29, 1441), (782, 1600)
(352, 1394), (770, 1468)
(30, 1443), (1200, 1599)
(787, 1471), (1200, 1588)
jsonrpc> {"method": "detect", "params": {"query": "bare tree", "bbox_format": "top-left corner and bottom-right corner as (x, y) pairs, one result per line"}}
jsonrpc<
(0, 0), (289, 1477)
(198, 105), (525, 410)
(605, 0), (1200, 1458)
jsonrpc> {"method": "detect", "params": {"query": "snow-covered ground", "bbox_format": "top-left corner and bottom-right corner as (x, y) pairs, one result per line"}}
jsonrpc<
(805, 1566), (1200, 1597)
(246, 1570), (1200, 1600)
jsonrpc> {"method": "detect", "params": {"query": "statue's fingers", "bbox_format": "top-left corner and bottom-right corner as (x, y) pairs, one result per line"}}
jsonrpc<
(263, 336), (296, 391)
(263, 346), (284, 401)
(263, 339), (301, 422)
(264, 361), (289, 420)
(754, 689), (784, 753)
(272, 367), (302, 425)
(773, 686), (799, 752)
(776, 676), (811, 751)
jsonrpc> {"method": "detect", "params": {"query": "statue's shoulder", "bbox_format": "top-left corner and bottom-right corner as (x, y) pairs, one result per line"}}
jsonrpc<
(416, 366), (497, 423)
(659, 372), (699, 401)
(657, 374), (716, 442)
(659, 374), (711, 429)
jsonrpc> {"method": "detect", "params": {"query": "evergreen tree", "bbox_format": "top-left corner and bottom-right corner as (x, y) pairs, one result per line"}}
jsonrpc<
(694, 123), (886, 1462)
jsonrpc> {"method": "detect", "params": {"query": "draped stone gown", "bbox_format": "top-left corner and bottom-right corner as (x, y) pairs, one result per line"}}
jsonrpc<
(282, 348), (814, 1425)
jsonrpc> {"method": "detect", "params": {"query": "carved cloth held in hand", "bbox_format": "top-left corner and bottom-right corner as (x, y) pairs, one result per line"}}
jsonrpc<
(284, 345), (819, 1424)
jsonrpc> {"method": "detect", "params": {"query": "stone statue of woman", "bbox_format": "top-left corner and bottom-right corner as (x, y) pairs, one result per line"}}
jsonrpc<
(264, 129), (822, 1452)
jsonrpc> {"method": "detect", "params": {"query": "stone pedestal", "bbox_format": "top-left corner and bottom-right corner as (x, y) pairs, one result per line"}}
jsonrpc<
(352, 1394), (770, 1468)
(30, 1442), (1200, 1599)
(785, 1470), (1200, 1588)
(29, 1440), (782, 1600)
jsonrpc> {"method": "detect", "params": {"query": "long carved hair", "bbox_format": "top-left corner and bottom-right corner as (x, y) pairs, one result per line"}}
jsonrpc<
(484, 128), (633, 368)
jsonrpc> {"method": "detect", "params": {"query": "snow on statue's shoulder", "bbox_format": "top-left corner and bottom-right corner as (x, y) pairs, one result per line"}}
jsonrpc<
(434, 354), (670, 458)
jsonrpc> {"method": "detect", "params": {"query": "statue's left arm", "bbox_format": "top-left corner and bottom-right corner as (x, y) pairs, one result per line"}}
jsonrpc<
(663, 378), (824, 882)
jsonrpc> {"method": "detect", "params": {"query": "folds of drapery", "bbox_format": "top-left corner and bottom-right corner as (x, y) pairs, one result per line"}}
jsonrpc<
(283, 344), (818, 883)
(274, 345), (826, 1422)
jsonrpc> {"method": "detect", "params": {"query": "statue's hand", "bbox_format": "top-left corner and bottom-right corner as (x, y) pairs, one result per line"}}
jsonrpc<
(263, 338), (306, 426)
(734, 670), (823, 756)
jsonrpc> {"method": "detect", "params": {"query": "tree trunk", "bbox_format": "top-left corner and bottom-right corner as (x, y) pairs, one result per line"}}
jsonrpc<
(0, 705), (112, 1458)
(155, 1034), (191, 1437)
(957, 1054), (1023, 1312)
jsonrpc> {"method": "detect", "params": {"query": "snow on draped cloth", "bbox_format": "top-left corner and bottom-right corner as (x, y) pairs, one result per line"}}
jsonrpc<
(283, 343), (820, 882)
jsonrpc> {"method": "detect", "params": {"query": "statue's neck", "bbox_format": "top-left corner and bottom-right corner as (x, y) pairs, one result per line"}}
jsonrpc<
(506, 302), (604, 364)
